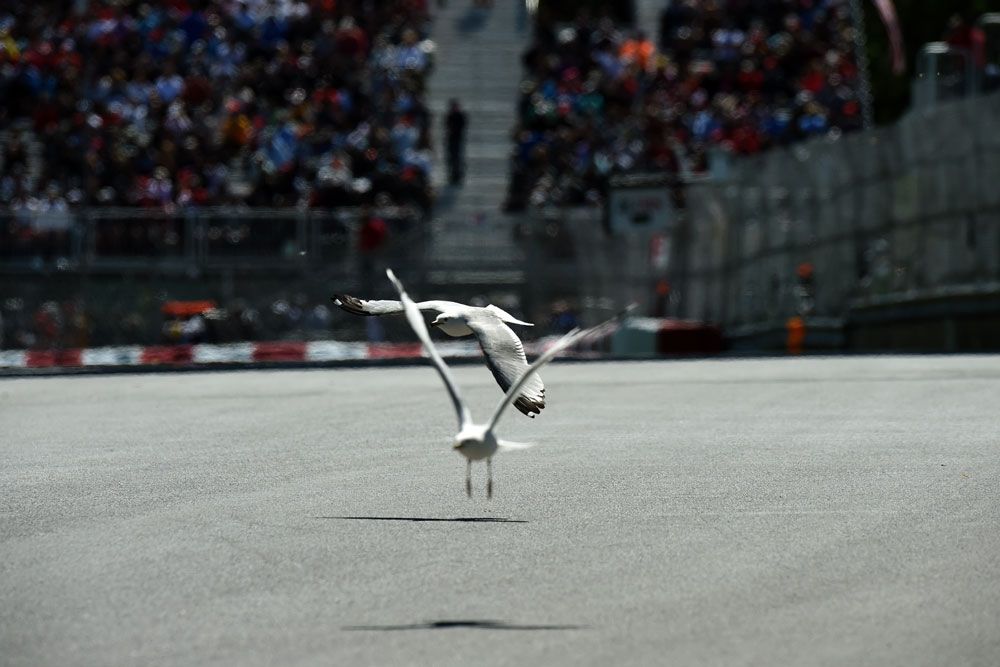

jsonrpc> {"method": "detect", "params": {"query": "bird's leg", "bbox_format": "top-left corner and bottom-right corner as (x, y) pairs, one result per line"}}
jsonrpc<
(486, 458), (493, 500)
(465, 460), (472, 498)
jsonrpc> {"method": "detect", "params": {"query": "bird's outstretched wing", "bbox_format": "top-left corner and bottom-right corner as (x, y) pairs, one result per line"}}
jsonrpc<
(332, 294), (463, 317)
(464, 314), (545, 418)
(385, 270), (472, 429)
(485, 306), (637, 435)
(484, 327), (584, 434)
(484, 304), (533, 327)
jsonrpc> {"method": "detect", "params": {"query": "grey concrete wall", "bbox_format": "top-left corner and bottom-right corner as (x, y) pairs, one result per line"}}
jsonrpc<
(680, 91), (1000, 349)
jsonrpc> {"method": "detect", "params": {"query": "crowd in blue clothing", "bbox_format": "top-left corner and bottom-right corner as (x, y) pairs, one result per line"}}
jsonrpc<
(505, 0), (864, 210)
(0, 0), (434, 213)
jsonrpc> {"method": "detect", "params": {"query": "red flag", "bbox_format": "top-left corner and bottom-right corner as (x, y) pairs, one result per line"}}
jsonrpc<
(872, 0), (905, 75)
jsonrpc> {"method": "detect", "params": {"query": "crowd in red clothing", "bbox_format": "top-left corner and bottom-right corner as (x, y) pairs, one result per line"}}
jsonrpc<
(0, 0), (434, 215)
(505, 0), (864, 210)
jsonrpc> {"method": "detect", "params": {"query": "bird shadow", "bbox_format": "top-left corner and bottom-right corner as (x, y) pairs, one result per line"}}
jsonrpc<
(344, 619), (585, 631)
(314, 516), (527, 523)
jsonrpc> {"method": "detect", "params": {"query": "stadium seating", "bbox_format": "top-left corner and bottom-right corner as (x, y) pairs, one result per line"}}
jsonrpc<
(0, 0), (434, 212)
(505, 0), (864, 210)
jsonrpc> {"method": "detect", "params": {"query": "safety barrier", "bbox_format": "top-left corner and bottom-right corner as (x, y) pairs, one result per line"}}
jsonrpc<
(0, 206), (424, 274)
(678, 91), (1000, 348)
(0, 326), (633, 371)
(0, 340), (481, 370)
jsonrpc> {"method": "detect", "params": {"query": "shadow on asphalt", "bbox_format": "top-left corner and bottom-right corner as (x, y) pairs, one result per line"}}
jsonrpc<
(314, 516), (527, 523)
(343, 620), (585, 631)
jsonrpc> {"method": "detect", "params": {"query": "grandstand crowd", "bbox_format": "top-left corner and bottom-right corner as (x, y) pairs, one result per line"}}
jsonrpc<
(505, 0), (864, 210)
(2, 1), (994, 351)
(0, 0), (434, 214)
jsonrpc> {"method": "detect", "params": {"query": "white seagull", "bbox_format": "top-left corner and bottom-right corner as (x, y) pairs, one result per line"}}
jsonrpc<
(333, 291), (546, 417)
(385, 269), (611, 499)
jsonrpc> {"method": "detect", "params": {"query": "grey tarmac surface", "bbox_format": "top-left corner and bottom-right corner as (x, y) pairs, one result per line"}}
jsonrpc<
(1, 355), (999, 666)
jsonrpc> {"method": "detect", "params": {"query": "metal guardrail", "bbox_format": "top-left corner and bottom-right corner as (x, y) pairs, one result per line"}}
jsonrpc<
(912, 19), (1000, 108)
(0, 206), (425, 274)
(979, 14), (1000, 93)
(913, 43), (978, 109)
(0, 205), (432, 349)
(678, 91), (1000, 333)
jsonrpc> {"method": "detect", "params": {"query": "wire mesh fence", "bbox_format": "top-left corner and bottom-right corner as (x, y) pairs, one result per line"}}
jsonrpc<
(679, 91), (1000, 336)
(4, 93), (999, 351)
(0, 207), (428, 348)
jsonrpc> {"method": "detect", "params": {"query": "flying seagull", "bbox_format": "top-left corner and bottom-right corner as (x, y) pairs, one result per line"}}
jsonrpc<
(333, 292), (546, 417)
(385, 269), (617, 499)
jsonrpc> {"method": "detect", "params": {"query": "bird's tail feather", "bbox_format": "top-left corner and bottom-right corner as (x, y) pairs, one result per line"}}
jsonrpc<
(498, 440), (536, 451)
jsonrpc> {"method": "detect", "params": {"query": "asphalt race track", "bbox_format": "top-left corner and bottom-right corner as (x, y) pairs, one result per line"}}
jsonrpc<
(2, 356), (999, 666)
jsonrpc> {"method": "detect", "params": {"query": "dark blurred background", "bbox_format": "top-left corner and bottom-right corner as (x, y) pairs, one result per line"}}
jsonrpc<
(2, 0), (998, 355)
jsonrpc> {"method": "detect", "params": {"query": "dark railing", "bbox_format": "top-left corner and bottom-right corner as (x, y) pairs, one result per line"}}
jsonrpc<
(913, 43), (978, 109)
(0, 206), (430, 349)
(678, 91), (1000, 337)
(0, 206), (424, 274)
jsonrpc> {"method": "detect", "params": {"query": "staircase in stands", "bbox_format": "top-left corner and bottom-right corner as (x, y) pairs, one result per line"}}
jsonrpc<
(424, 1), (532, 287)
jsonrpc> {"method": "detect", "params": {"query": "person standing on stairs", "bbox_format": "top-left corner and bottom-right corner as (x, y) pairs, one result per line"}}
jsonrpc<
(445, 99), (468, 185)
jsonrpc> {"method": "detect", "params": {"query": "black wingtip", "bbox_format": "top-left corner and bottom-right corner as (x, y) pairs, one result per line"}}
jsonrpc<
(514, 395), (545, 418)
(333, 293), (374, 317)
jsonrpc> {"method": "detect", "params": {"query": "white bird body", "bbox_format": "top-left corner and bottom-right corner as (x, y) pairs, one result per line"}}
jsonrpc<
(453, 424), (496, 461)
(333, 292), (546, 416)
(383, 269), (618, 498)
(433, 317), (475, 338)
(333, 297), (531, 330)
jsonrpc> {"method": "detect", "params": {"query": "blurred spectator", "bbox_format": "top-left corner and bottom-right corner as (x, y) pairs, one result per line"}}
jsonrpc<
(33, 301), (63, 348)
(505, 1), (863, 210)
(944, 13), (986, 67)
(549, 299), (579, 334)
(445, 99), (467, 184)
(1, 180), (74, 262)
(182, 313), (206, 343)
(0, 1), (435, 212)
(357, 208), (389, 289)
(943, 13), (1000, 93)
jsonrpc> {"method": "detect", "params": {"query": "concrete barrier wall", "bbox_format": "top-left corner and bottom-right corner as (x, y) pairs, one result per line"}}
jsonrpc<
(680, 92), (1000, 348)
(510, 93), (1000, 352)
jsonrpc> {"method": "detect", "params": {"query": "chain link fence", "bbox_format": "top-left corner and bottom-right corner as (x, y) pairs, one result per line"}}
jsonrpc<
(516, 208), (660, 327)
(678, 91), (1000, 346)
(4, 94), (999, 351)
(505, 92), (1000, 351)
(0, 207), (428, 348)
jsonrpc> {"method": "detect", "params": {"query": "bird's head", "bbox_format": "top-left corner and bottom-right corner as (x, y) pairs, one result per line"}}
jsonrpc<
(431, 313), (459, 328)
